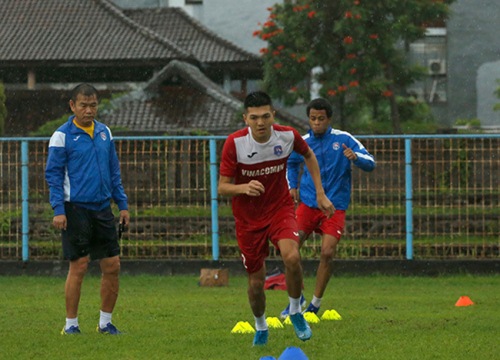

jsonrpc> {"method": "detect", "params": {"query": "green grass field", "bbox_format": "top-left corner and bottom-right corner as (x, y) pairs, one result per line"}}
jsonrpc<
(1, 274), (498, 360)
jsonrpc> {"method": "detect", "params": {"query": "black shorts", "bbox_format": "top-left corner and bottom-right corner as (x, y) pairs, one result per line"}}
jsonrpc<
(62, 203), (120, 261)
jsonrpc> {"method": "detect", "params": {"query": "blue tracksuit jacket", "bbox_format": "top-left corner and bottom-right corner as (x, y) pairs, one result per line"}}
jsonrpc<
(287, 127), (375, 210)
(45, 116), (128, 216)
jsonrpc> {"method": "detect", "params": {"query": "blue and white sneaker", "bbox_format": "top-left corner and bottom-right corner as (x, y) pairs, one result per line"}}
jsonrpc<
(289, 313), (312, 341)
(303, 302), (320, 315)
(280, 294), (306, 319)
(97, 322), (122, 335)
(252, 329), (269, 346)
(61, 325), (81, 335)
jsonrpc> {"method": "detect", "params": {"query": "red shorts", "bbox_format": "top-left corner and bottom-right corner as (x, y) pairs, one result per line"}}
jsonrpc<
(236, 206), (299, 274)
(296, 203), (346, 240)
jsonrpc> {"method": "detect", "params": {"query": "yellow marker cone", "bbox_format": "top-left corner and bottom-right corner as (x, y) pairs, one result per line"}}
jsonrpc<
(321, 309), (342, 320)
(231, 321), (255, 334)
(304, 311), (321, 323)
(243, 321), (255, 332)
(283, 316), (292, 325)
(230, 323), (243, 333)
(266, 317), (284, 329)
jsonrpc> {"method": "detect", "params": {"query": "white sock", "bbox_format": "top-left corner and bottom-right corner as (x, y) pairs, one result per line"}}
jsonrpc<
(99, 310), (112, 328)
(65, 317), (78, 330)
(254, 314), (268, 331)
(289, 296), (301, 315)
(311, 295), (322, 308)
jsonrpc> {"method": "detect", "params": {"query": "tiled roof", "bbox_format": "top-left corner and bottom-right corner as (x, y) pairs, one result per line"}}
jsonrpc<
(100, 60), (243, 134)
(123, 7), (260, 65)
(100, 60), (307, 134)
(0, 0), (260, 67)
(0, 0), (191, 63)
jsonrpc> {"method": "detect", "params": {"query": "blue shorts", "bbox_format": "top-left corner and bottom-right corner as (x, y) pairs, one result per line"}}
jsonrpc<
(62, 203), (120, 261)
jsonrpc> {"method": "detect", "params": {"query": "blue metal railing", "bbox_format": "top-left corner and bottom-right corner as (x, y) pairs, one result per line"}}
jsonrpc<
(2, 133), (499, 262)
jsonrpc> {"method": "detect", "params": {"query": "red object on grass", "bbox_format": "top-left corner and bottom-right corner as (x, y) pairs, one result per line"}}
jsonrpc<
(455, 296), (474, 307)
(264, 273), (287, 290)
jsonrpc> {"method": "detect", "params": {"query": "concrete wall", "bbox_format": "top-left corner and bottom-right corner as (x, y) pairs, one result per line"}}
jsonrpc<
(2, 259), (498, 277)
(446, 0), (500, 126)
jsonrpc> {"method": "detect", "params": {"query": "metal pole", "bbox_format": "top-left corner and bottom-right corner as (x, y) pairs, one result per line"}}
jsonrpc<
(209, 138), (219, 261)
(21, 140), (29, 262)
(405, 139), (413, 260)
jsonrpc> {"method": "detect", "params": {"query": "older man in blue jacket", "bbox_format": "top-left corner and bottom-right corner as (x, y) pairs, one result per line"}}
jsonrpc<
(281, 98), (376, 318)
(45, 83), (129, 335)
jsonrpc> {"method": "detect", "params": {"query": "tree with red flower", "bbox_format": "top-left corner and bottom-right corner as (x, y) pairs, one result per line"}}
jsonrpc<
(343, 36), (354, 44)
(255, 0), (455, 133)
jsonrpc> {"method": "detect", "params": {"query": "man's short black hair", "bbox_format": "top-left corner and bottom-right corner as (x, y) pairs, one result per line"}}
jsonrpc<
(307, 98), (333, 118)
(244, 91), (273, 110)
(71, 83), (98, 103)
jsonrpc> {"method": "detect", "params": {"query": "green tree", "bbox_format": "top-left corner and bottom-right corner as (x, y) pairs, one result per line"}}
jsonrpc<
(255, 0), (455, 133)
(0, 82), (7, 136)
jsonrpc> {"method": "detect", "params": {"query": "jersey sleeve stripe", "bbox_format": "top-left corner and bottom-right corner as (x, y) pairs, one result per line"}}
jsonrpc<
(355, 152), (375, 162)
(48, 131), (65, 148)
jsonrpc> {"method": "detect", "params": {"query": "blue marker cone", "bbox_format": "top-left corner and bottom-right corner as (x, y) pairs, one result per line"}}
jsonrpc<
(278, 346), (308, 360)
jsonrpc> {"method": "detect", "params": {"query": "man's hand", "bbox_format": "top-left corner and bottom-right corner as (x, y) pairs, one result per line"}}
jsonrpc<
(290, 188), (299, 204)
(342, 144), (358, 161)
(242, 180), (265, 196)
(53, 214), (67, 230)
(119, 209), (130, 230)
(317, 193), (335, 217)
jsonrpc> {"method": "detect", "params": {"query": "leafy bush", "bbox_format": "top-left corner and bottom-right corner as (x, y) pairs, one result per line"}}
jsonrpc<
(454, 118), (482, 133)
(30, 113), (70, 136)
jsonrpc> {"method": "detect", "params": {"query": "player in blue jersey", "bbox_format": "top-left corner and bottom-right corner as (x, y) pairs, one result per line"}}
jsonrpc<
(282, 98), (376, 318)
(45, 83), (129, 335)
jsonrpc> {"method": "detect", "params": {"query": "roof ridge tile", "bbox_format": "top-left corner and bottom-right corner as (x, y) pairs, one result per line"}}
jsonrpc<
(96, 0), (193, 59)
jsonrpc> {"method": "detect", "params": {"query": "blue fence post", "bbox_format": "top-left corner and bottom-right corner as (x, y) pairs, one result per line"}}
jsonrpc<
(405, 138), (413, 260)
(209, 138), (220, 261)
(21, 140), (29, 262)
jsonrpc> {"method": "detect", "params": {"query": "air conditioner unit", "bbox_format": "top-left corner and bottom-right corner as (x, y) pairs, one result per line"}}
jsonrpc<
(427, 59), (446, 75)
